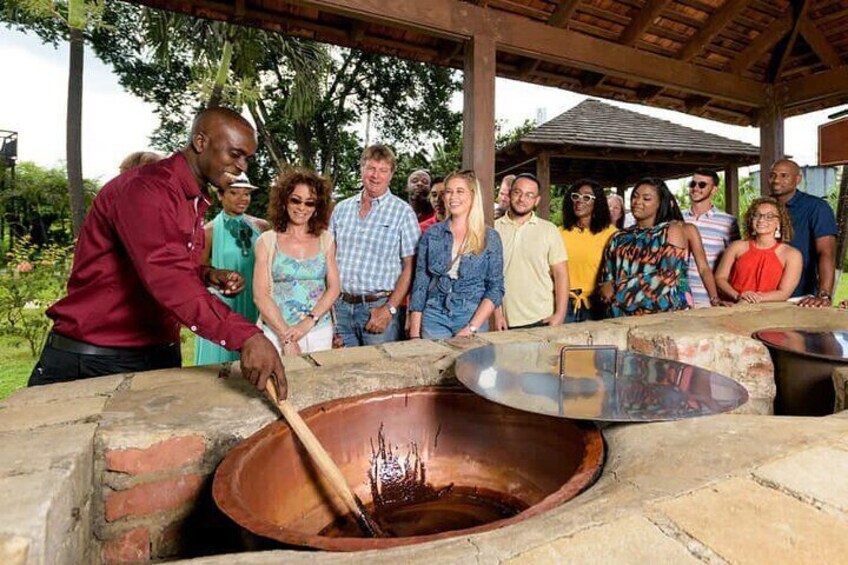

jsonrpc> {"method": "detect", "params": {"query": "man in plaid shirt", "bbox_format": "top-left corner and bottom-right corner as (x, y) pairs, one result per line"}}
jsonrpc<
(329, 145), (420, 346)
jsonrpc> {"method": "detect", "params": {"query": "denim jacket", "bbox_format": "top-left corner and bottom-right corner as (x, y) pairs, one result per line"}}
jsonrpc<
(409, 221), (505, 312)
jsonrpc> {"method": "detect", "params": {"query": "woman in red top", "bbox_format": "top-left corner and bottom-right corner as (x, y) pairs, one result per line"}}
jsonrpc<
(715, 197), (802, 304)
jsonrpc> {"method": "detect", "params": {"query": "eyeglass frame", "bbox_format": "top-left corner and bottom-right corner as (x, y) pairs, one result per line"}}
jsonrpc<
(570, 193), (597, 203)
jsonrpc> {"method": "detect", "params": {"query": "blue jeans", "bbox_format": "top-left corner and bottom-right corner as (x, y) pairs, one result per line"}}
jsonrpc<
(421, 296), (487, 339)
(334, 296), (403, 347)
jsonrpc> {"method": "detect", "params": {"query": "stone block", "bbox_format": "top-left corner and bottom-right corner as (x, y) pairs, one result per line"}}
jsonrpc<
(0, 468), (91, 565)
(310, 346), (385, 367)
(381, 338), (454, 359)
(0, 535), (29, 565)
(0, 374), (124, 408)
(503, 516), (699, 564)
(105, 474), (204, 522)
(628, 327), (775, 415)
(0, 423), (96, 477)
(656, 477), (848, 563)
(101, 527), (150, 565)
(718, 302), (848, 336)
(0, 396), (107, 432)
(106, 434), (206, 476)
(281, 355), (315, 372)
(475, 329), (538, 344)
(754, 445), (848, 512)
(834, 367), (848, 413)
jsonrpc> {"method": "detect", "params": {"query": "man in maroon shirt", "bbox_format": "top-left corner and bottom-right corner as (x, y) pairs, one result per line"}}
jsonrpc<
(29, 108), (286, 398)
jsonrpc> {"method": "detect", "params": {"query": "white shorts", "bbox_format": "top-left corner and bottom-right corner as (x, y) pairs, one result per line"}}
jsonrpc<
(263, 323), (333, 355)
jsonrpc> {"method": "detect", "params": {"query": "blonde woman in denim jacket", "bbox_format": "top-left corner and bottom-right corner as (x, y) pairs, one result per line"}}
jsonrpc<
(409, 170), (505, 339)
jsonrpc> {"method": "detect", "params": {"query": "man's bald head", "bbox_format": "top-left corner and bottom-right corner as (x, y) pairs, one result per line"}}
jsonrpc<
(183, 107), (258, 191)
(769, 158), (803, 200)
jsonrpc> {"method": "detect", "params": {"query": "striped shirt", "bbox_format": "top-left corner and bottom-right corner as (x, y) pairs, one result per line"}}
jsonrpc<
(329, 189), (420, 294)
(683, 206), (740, 307)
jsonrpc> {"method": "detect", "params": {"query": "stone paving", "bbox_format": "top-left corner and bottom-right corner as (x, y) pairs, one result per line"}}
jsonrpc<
(0, 303), (847, 564)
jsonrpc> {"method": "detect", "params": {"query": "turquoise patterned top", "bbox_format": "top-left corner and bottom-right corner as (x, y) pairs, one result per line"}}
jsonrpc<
(271, 239), (332, 328)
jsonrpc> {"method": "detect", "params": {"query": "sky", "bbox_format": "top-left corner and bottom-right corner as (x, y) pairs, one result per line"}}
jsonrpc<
(1, 25), (845, 185)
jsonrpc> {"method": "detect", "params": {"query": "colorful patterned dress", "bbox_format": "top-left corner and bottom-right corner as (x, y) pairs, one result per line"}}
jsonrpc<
(601, 221), (690, 318)
(270, 240), (332, 330)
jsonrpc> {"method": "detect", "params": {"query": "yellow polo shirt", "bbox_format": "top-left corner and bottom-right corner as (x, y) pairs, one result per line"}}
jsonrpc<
(495, 212), (568, 327)
(560, 224), (617, 305)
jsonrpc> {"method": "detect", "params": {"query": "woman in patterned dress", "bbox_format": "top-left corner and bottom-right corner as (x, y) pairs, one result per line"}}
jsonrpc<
(253, 169), (339, 355)
(599, 177), (718, 317)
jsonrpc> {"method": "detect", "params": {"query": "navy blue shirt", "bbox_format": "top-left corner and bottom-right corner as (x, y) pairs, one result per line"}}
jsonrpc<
(786, 190), (838, 297)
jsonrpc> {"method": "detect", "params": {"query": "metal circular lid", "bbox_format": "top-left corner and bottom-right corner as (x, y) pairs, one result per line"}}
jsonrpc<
(454, 342), (748, 422)
(754, 328), (848, 362)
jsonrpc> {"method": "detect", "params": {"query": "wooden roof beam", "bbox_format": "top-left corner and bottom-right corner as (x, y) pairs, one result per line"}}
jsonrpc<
(784, 66), (848, 108)
(679, 0), (748, 61)
(620, 0), (668, 46)
(729, 11), (792, 74)
(799, 16), (843, 68)
(767, 0), (808, 83)
(548, 0), (581, 28)
(636, 84), (665, 101)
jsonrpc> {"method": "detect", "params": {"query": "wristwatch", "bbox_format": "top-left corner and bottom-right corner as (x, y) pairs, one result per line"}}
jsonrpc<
(467, 324), (478, 335)
(817, 291), (832, 301)
(387, 304), (398, 315)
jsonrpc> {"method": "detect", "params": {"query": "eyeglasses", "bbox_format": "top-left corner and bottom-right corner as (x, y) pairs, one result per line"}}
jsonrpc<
(688, 180), (711, 189)
(570, 193), (597, 203)
(289, 197), (317, 208)
(753, 212), (779, 221)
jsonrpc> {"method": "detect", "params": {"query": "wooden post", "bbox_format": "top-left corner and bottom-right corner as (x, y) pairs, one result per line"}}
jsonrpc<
(462, 33), (496, 226)
(724, 164), (739, 217)
(536, 151), (551, 220)
(759, 86), (785, 196)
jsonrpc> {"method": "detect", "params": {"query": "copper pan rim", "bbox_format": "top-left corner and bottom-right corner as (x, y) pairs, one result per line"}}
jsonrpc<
(213, 385), (605, 552)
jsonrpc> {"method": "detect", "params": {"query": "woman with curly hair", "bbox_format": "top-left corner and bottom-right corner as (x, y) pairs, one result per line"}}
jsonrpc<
(253, 169), (340, 355)
(714, 197), (802, 304)
(600, 177), (718, 317)
(560, 179), (617, 322)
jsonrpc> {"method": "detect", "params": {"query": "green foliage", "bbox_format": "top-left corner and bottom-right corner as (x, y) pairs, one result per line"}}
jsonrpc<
(0, 236), (73, 357)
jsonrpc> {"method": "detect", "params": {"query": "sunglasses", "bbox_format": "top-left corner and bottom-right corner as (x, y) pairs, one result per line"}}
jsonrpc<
(570, 193), (597, 203)
(688, 180), (711, 189)
(289, 197), (317, 208)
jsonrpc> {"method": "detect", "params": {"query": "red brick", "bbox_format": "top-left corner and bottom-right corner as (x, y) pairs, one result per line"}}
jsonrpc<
(105, 474), (204, 522)
(101, 527), (150, 564)
(106, 435), (205, 475)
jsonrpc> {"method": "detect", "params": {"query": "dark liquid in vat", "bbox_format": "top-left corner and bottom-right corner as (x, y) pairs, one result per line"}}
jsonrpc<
(319, 486), (529, 538)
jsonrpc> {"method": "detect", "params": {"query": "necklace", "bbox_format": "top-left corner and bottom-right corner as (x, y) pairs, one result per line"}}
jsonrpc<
(223, 215), (253, 257)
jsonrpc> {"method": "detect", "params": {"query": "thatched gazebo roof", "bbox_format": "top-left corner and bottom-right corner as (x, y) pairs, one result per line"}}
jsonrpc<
(497, 99), (760, 189)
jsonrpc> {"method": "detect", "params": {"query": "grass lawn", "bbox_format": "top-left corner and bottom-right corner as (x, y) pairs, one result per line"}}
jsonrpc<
(1, 274), (847, 402)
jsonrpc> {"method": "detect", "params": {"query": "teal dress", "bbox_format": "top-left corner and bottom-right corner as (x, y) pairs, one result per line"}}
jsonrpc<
(194, 212), (261, 364)
(269, 238), (332, 329)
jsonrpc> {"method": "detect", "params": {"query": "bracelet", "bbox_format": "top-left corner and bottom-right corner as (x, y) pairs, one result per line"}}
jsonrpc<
(305, 312), (319, 323)
(709, 296), (721, 306)
(817, 291), (832, 301)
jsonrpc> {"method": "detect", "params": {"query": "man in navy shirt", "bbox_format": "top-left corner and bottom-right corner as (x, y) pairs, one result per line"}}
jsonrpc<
(770, 159), (838, 307)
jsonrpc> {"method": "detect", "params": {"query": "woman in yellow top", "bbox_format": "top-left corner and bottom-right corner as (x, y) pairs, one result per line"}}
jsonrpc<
(560, 179), (617, 322)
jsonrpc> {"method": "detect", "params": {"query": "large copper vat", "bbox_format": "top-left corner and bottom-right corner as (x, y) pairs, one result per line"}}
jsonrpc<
(213, 386), (603, 551)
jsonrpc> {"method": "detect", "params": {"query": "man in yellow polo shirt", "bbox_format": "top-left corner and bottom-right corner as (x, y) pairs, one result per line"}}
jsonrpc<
(494, 173), (569, 330)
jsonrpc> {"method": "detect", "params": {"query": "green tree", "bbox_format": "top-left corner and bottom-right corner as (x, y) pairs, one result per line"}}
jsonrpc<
(4, 0), (105, 237)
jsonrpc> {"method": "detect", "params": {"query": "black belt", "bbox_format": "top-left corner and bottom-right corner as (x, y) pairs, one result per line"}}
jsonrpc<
(340, 291), (390, 304)
(47, 332), (177, 356)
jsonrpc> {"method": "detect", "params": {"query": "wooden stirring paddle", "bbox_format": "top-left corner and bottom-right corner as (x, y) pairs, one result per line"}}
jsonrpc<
(264, 381), (385, 537)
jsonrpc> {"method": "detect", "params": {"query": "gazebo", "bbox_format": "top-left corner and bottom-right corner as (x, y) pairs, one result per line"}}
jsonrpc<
(127, 0), (848, 223)
(496, 99), (761, 217)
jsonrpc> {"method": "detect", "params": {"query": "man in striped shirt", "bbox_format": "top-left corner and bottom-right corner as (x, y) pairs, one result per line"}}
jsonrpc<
(329, 145), (420, 346)
(682, 169), (740, 308)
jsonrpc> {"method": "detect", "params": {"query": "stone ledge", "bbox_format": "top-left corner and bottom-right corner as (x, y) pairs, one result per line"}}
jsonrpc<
(753, 445), (848, 513)
(0, 374), (125, 408)
(0, 396), (107, 433)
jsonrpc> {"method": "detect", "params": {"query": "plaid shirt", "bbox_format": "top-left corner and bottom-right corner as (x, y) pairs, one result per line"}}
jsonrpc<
(329, 189), (420, 294)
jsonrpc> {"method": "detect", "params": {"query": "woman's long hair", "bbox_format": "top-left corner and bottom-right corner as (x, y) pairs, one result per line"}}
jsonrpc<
(561, 178), (613, 234)
(743, 196), (793, 241)
(632, 177), (683, 225)
(445, 170), (487, 255)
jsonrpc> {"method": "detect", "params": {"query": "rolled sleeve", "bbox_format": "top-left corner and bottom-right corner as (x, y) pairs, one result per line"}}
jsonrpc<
(482, 229), (505, 307)
(409, 232), (431, 312)
(112, 182), (259, 351)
